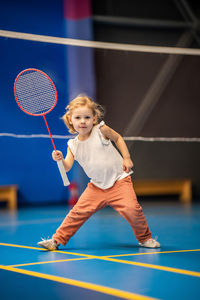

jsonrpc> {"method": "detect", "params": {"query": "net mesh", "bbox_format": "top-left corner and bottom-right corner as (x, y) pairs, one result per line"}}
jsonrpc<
(15, 69), (57, 116)
(0, 29), (199, 138)
(1, 29), (200, 195)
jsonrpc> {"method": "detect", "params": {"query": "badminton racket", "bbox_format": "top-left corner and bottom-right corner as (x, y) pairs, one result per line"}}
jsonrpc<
(14, 68), (70, 186)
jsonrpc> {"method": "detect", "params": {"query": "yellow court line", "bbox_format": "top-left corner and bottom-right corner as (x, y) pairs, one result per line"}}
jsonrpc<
(0, 242), (49, 251)
(0, 264), (157, 300)
(1, 242), (200, 278)
(103, 249), (200, 258)
(9, 255), (200, 278)
(0, 242), (93, 258)
(9, 256), (200, 278)
(98, 257), (200, 278)
(2, 242), (200, 259)
(9, 257), (92, 268)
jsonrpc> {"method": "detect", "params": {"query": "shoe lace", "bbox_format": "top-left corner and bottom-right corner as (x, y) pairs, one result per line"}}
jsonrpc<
(150, 236), (158, 242)
(144, 237), (158, 246)
(41, 236), (50, 242)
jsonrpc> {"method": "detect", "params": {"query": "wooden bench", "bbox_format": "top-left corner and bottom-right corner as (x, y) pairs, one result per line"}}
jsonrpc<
(0, 185), (18, 210)
(133, 179), (192, 203)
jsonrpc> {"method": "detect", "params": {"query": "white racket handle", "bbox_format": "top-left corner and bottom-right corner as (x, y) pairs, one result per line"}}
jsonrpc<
(57, 160), (70, 186)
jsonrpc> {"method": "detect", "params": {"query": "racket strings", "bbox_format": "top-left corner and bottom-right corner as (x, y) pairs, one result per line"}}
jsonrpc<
(15, 70), (56, 115)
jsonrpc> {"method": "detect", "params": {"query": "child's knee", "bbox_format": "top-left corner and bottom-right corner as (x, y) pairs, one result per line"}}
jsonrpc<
(123, 202), (143, 218)
(68, 205), (95, 221)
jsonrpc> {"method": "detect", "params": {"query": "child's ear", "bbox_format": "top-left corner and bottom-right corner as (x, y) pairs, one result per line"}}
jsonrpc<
(93, 114), (98, 124)
(68, 116), (73, 125)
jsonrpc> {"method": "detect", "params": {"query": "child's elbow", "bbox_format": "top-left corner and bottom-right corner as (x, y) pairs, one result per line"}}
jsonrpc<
(65, 165), (72, 172)
(64, 158), (74, 172)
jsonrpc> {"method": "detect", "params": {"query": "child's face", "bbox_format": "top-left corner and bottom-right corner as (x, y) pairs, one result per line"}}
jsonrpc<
(70, 105), (97, 137)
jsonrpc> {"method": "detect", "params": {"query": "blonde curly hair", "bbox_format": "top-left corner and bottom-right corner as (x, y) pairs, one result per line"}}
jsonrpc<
(62, 95), (105, 134)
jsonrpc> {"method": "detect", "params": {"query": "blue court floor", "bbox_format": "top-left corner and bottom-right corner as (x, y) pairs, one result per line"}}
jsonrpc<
(0, 200), (200, 300)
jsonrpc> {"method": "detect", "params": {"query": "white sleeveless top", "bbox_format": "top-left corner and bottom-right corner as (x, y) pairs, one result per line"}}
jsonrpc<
(68, 121), (133, 189)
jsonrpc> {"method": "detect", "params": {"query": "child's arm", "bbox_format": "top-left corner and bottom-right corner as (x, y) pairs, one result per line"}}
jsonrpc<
(52, 147), (74, 172)
(100, 125), (133, 173)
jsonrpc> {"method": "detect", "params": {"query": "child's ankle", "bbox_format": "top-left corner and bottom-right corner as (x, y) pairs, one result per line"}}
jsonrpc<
(53, 239), (60, 246)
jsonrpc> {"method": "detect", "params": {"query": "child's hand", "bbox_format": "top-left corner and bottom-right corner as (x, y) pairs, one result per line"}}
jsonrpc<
(52, 150), (63, 162)
(123, 157), (134, 173)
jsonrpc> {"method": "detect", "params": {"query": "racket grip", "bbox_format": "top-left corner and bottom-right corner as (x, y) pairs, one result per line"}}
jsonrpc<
(57, 160), (70, 186)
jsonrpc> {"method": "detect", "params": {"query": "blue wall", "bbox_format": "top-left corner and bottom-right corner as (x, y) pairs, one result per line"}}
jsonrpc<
(0, 0), (70, 204)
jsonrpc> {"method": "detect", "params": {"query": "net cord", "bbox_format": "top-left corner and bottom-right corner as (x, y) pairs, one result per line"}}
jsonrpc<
(0, 133), (200, 142)
(1, 29), (200, 56)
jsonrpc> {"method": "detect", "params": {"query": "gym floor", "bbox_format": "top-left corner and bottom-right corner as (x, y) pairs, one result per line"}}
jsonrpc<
(0, 200), (199, 300)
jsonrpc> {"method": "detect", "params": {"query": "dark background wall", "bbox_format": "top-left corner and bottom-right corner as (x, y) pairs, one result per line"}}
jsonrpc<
(91, 0), (200, 198)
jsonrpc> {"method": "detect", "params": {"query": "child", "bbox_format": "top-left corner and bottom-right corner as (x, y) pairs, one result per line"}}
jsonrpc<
(38, 95), (160, 250)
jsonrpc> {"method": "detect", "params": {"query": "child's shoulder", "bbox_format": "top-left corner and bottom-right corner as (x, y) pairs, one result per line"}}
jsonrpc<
(95, 120), (106, 132)
(68, 135), (79, 144)
(98, 121), (112, 136)
(98, 120), (105, 127)
(67, 136), (79, 153)
(96, 121), (110, 145)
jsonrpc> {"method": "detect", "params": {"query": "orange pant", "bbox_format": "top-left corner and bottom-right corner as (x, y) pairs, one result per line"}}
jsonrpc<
(53, 176), (151, 245)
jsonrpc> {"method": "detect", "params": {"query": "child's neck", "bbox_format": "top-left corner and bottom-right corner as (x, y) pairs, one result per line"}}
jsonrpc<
(78, 131), (92, 141)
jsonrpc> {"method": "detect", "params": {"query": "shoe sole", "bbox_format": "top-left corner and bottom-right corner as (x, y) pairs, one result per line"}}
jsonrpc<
(139, 244), (160, 248)
(37, 242), (57, 251)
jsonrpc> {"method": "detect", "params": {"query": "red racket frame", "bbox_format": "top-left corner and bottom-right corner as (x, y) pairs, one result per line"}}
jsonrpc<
(14, 68), (58, 152)
(14, 68), (70, 186)
(14, 68), (57, 117)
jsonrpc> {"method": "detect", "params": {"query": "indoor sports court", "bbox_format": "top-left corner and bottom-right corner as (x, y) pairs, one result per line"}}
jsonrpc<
(0, 1), (200, 299)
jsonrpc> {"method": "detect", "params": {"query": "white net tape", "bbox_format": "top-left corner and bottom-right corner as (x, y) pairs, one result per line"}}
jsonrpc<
(1, 29), (200, 56)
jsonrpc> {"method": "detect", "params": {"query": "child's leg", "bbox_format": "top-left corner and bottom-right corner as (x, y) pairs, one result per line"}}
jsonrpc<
(53, 183), (106, 245)
(108, 176), (152, 243)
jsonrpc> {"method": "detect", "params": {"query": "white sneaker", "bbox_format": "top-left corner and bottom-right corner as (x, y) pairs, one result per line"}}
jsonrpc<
(139, 238), (160, 248)
(37, 238), (59, 251)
